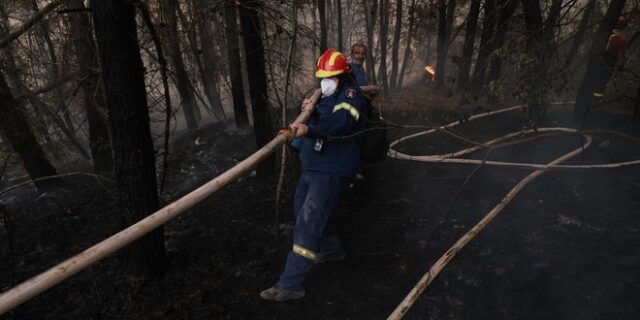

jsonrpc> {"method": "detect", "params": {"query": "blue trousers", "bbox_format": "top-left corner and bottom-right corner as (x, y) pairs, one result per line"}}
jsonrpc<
(277, 171), (351, 291)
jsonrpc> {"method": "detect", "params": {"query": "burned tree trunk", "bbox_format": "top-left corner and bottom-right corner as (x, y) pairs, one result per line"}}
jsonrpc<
(435, 0), (456, 88)
(457, 0), (480, 92)
(397, 0), (417, 88)
(336, 0), (343, 52)
(194, 0), (225, 120)
(565, 0), (596, 69)
(239, 0), (275, 176)
(224, 1), (250, 129)
(634, 84), (640, 126)
(378, 0), (390, 94)
(486, 0), (517, 97)
(318, 0), (327, 53)
(162, 0), (201, 133)
(363, 0), (378, 83)
(92, 0), (166, 277)
(0, 71), (57, 186)
(573, 0), (626, 124)
(471, 0), (496, 95)
(389, 0), (402, 90)
(68, 0), (113, 176)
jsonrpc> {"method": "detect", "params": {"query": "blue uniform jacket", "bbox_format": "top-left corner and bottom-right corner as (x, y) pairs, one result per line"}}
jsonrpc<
(349, 62), (368, 86)
(299, 84), (368, 178)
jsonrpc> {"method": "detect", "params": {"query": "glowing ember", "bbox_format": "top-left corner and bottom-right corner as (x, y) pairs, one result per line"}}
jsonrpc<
(424, 65), (435, 81)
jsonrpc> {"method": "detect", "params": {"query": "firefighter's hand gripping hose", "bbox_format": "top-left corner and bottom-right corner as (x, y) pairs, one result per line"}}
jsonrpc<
(385, 102), (640, 320)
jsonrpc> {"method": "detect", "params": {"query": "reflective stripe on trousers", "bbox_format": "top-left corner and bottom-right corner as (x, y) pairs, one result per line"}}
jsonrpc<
(277, 171), (351, 291)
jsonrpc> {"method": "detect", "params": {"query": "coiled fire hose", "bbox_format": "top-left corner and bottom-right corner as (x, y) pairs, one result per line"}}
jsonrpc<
(386, 102), (640, 320)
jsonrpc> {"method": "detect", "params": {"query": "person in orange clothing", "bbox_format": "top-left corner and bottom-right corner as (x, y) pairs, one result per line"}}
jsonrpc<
(574, 16), (627, 124)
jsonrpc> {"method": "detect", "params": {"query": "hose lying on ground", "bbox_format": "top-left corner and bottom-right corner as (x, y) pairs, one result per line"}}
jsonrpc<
(386, 102), (640, 320)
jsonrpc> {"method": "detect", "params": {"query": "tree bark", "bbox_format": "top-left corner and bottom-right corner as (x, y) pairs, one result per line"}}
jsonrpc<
(162, 0), (201, 133)
(573, 0), (626, 123)
(565, 0), (596, 68)
(389, 0), (402, 90)
(31, 0), (75, 133)
(435, 0), (447, 88)
(239, 0), (275, 176)
(456, 0), (480, 92)
(363, 0), (378, 83)
(224, 1), (250, 129)
(634, 84), (640, 126)
(92, 0), (167, 277)
(336, 0), (343, 52)
(378, 0), (390, 94)
(68, 0), (113, 176)
(397, 0), (416, 88)
(486, 0), (517, 93)
(318, 0), (327, 53)
(194, 0), (225, 120)
(471, 0), (496, 95)
(0, 71), (57, 187)
(519, 0), (547, 122)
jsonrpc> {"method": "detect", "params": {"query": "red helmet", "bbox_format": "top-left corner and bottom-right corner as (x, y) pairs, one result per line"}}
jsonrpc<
(615, 16), (627, 29)
(315, 48), (351, 78)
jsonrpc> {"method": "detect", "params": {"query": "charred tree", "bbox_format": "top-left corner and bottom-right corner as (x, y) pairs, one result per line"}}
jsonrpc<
(161, 0), (201, 133)
(435, 0), (456, 88)
(397, 0), (417, 88)
(194, 0), (225, 120)
(573, 0), (626, 123)
(435, 0), (447, 88)
(224, 1), (250, 129)
(456, 0), (480, 92)
(68, 0), (113, 176)
(634, 84), (640, 126)
(239, 0), (275, 176)
(561, 0), (596, 90)
(336, 0), (343, 52)
(519, 0), (548, 123)
(363, 0), (378, 83)
(0, 10), (91, 161)
(486, 0), (517, 97)
(318, 0), (327, 53)
(378, 0), (390, 94)
(471, 0), (496, 95)
(0, 71), (57, 187)
(92, 0), (166, 277)
(389, 0), (402, 90)
(31, 0), (75, 133)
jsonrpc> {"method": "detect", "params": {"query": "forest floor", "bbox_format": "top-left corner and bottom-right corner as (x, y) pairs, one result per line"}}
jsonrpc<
(1, 82), (640, 320)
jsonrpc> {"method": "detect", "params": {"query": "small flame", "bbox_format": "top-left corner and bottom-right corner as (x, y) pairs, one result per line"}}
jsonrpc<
(424, 65), (435, 81)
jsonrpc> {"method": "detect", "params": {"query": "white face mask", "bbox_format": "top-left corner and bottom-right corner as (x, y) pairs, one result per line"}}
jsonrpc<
(320, 78), (338, 96)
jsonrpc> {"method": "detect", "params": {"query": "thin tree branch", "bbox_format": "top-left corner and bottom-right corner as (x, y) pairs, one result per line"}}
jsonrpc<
(0, 0), (67, 49)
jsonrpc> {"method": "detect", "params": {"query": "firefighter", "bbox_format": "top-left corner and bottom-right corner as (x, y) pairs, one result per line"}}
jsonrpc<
(574, 16), (627, 124)
(260, 49), (368, 302)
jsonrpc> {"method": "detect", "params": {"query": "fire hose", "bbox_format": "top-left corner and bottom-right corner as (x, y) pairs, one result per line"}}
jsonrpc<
(386, 102), (640, 319)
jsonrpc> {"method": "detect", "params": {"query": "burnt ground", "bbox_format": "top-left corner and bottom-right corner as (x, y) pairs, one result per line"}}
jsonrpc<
(1, 83), (640, 319)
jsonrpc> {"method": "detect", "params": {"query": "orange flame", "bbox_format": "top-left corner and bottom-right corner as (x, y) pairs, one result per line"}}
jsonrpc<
(424, 65), (435, 81)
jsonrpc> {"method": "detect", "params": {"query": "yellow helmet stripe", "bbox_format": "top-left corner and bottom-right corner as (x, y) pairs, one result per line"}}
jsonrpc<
(333, 102), (360, 121)
(293, 244), (317, 260)
(328, 51), (342, 66)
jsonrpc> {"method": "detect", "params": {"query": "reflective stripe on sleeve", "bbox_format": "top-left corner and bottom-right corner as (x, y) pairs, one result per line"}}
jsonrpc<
(293, 244), (317, 260)
(332, 102), (360, 121)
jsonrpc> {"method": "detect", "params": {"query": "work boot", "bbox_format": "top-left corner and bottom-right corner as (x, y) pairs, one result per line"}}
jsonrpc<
(314, 249), (346, 264)
(260, 285), (305, 302)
